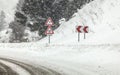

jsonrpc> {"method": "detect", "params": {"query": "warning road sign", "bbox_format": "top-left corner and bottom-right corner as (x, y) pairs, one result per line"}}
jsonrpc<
(76, 26), (89, 33)
(45, 26), (54, 35)
(45, 17), (54, 26)
(83, 26), (89, 33)
(76, 25), (89, 42)
(76, 26), (82, 33)
(44, 17), (55, 44)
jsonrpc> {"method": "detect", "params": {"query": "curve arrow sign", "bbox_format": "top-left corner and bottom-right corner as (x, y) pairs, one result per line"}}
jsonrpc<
(83, 26), (89, 33)
(76, 26), (82, 33)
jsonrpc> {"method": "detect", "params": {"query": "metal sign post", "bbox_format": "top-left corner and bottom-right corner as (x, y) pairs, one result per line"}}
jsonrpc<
(84, 33), (86, 39)
(78, 32), (80, 42)
(83, 26), (88, 39)
(49, 35), (50, 44)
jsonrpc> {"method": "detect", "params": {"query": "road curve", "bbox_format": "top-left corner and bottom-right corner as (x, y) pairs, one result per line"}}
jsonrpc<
(0, 57), (61, 75)
(0, 61), (18, 75)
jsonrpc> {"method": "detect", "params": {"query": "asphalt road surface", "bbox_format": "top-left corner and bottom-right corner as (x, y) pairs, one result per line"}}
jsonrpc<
(0, 57), (61, 75)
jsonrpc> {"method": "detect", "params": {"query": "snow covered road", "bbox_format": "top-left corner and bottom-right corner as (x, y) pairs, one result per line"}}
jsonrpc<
(0, 44), (120, 75)
(0, 57), (61, 75)
(0, 60), (17, 75)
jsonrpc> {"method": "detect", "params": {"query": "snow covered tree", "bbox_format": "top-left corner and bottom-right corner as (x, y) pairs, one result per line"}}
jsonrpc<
(0, 10), (6, 31)
(0, 28), (12, 43)
(9, 12), (27, 43)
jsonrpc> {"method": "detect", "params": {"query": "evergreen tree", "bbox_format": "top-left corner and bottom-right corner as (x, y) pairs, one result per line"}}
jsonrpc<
(0, 10), (6, 31)
(9, 12), (27, 43)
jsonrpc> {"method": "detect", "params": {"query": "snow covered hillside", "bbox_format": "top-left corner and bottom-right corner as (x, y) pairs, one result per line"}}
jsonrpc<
(0, 0), (120, 44)
(40, 0), (120, 44)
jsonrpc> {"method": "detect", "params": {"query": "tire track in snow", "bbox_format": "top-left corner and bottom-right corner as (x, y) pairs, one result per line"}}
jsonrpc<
(0, 61), (18, 75)
(0, 59), (30, 75)
(0, 57), (61, 75)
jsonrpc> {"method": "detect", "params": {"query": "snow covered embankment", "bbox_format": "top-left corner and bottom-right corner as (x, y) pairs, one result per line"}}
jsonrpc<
(40, 0), (120, 44)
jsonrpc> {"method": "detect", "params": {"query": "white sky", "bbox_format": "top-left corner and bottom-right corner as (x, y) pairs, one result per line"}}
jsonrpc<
(0, 0), (19, 23)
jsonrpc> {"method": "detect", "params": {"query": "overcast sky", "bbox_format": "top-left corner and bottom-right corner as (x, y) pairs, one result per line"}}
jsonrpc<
(0, 0), (19, 23)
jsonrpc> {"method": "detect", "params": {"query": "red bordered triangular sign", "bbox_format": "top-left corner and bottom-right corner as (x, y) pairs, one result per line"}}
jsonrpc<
(45, 17), (54, 26)
(45, 26), (54, 35)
